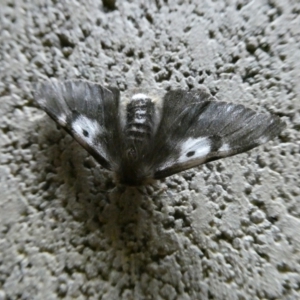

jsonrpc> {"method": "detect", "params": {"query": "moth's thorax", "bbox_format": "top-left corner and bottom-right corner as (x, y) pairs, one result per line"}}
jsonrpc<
(115, 90), (165, 185)
(119, 89), (164, 142)
(125, 94), (154, 142)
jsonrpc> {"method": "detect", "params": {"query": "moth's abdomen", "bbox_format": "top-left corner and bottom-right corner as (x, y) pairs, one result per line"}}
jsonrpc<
(125, 94), (154, 142)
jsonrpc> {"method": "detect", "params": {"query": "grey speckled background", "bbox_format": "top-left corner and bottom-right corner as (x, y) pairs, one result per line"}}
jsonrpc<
(0, 0), (299, 299)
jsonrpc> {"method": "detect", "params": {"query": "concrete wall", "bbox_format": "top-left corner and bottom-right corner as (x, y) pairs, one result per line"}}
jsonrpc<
(0, 0), (299, 299)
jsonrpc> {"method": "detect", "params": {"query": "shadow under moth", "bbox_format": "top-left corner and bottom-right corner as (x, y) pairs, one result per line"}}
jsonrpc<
(34, 79), (285, 186)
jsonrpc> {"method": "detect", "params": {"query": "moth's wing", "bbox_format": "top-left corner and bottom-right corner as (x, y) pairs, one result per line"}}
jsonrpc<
(151, 88), (285, 179)
(34, 79), (121, 170)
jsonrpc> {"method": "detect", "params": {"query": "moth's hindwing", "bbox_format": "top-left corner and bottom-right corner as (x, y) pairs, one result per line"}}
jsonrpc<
(34, 79), (121, 170)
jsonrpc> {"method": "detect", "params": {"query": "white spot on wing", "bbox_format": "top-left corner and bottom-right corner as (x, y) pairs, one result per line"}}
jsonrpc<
(132, 93), (149, 100)
(178, 137), (211, 163)
(257, 136), (269, 145)
(226, 105), (233, 112)
(219, 143), (230, 152)
(72, 116), (102, 144)
(72, 116), (108, 159)
(57, 114), (67, 125)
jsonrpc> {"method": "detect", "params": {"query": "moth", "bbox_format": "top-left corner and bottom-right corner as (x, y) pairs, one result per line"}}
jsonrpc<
(34, 79), (285, 186)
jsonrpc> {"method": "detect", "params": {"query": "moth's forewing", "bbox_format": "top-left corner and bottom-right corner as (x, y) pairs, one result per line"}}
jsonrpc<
(151, 90), (285, 179)
(35, 79), (122, 170)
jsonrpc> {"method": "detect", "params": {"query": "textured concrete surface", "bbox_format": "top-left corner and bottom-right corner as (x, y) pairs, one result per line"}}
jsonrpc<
(0, 0), (299, 299)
